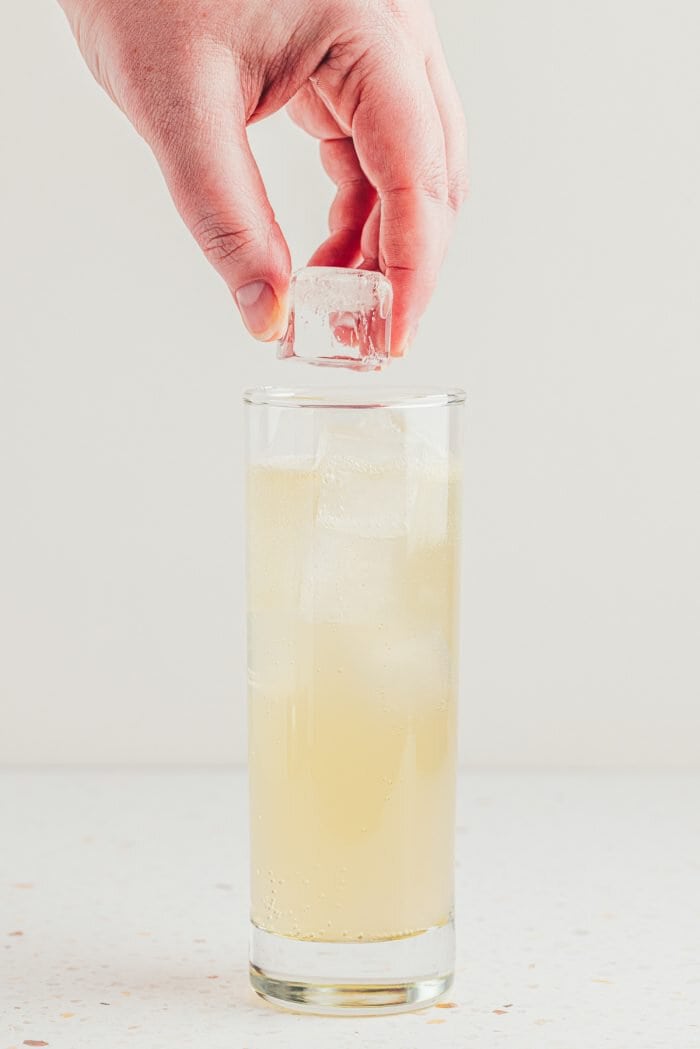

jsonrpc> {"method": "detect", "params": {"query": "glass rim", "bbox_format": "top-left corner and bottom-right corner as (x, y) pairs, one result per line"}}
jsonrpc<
(243, 386), (466, 409)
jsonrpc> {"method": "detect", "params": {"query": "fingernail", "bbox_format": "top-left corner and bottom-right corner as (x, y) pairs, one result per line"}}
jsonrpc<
(235, 281), (281, 339)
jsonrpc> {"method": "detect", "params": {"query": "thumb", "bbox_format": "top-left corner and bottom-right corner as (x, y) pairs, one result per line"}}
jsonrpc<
(148, 82), (291, 341)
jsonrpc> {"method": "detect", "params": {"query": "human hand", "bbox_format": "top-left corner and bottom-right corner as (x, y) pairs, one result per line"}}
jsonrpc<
(59, 0), (467, 353)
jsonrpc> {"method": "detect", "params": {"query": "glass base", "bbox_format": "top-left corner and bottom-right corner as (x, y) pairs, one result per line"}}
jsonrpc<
(249, 920), (454, 1016)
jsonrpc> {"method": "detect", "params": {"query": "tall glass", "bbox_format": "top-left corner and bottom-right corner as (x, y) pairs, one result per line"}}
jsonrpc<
(245, 387), (464, 1015)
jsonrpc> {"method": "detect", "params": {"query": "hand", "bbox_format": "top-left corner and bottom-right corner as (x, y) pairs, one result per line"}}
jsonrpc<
(59, 0), (467, 352)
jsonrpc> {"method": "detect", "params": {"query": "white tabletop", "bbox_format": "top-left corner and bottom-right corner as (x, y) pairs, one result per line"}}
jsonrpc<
(2, 768), (699, 1048)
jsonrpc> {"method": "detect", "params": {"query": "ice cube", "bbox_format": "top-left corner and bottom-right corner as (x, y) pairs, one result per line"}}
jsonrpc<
(316, 459), (413, 539)
(278, 267), (392, 371)
(300, 529), (402, 624)
(355, 627), (452, 708)
(313, 409), (416, 538)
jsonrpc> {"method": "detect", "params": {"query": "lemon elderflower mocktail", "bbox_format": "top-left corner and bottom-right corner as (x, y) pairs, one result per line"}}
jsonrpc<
(246, 387), (463, 1015)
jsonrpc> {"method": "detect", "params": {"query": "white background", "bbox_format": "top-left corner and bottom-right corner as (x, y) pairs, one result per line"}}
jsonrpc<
(1, 1), (698, 767)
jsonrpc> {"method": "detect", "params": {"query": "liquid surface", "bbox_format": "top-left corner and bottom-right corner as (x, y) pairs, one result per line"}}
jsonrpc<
(248, 416), (460, 942)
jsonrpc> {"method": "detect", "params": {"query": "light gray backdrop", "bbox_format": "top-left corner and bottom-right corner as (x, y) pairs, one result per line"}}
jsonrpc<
(1, 1), (699, 766)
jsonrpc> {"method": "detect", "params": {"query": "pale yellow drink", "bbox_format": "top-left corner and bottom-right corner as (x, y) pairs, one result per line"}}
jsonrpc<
(248, 417), (460, 944)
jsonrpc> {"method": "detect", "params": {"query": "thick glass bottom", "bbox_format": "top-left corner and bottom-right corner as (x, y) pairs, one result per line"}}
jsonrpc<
(249, 920), (454, 1016)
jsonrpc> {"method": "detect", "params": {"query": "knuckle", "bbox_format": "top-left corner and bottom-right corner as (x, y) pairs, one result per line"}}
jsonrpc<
(124, 65), (224, 148)
(384, 167), (447, 208)
(417, 165), (449, 206)
(117, 63), (181, 140)
(146, 92), (206, 148)
(448, 167), (470, 211)
(191, 214), (259, 266)
(110, 29), (224, 138)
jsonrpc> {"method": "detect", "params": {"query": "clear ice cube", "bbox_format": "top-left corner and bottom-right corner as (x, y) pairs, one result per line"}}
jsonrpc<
(297, 405), (452, 623)
(278, 267), (392, 371)
(314, 409), (415, 539)
(356, 627), (451, 707)
(300, 531), (401, 624)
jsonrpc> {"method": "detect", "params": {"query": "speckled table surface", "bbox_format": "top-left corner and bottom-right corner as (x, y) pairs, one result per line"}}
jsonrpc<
(2, 768), (699, 1048)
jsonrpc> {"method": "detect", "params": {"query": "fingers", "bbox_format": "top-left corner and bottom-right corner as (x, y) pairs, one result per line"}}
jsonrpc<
(290, 27), (467, 358)
(308, 138), (377, 268)
(287, 80), (344, 140)
(146, 60), (291, 341)
(360, 199), (381, 269)
(288, 88), (376, 269)
(315, 44), (451, 356)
